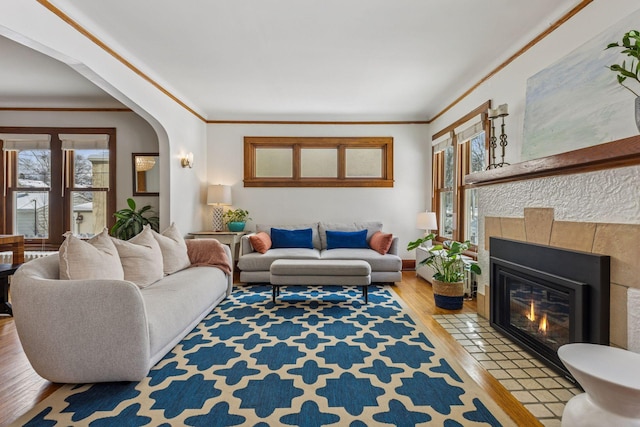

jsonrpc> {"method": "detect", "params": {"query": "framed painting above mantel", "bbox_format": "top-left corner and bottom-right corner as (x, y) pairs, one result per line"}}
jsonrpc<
(522, 7), (640, 161)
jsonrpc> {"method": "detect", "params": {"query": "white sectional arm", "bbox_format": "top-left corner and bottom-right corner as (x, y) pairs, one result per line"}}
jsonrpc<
(240, 233), (256, 256)
(12, 258), (151, 383)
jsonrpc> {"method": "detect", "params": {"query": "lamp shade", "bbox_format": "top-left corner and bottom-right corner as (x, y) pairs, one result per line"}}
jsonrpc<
(416, 212), (438, 230)
(207, 185), (232, 205)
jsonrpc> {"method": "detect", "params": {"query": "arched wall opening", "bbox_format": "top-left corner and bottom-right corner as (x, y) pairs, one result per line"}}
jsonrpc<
(0, 3), (208, 233)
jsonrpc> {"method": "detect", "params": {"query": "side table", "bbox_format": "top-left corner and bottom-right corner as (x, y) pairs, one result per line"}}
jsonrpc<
(0, 263), (21, 316)
(188, 231), (248, 262)
(0, 234), (25, 264)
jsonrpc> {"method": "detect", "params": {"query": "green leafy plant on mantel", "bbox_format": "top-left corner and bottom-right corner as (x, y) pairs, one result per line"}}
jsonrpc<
(222, 209), (251, 224)
(606, 29), (640, 97)
(407, 233), (481, 283)
(110, 198), (159, 240)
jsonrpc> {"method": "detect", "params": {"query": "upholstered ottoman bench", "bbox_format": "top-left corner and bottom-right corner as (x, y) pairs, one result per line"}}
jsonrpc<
(270, 259), (372, 303)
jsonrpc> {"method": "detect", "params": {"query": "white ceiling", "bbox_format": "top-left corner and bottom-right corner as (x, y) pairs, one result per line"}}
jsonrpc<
(2, 0), (584, 121)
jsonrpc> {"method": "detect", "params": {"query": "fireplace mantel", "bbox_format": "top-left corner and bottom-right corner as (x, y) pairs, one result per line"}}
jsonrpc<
(465, 134), (640, 187)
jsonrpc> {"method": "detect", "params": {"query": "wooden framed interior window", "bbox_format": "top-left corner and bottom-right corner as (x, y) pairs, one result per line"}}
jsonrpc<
(244, 137), (394, 187)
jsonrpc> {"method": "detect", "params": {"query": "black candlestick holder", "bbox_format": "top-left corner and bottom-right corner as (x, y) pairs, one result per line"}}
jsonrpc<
(486, 104), (510, 169)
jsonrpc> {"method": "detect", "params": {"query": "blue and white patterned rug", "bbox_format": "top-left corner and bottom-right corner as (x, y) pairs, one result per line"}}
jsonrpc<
(15, 285), (512, 426)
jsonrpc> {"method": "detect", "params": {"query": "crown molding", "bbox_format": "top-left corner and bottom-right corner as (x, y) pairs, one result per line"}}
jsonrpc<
(207, 119), (429, 125)
(428, 0), (593, 123)
(0, 107), (132, 112)
(36, 0), (206, 122)
(37, 0), (592, 126)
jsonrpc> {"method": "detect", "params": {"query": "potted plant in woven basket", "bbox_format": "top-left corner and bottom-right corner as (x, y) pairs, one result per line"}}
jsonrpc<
(407, 234), (481, 310)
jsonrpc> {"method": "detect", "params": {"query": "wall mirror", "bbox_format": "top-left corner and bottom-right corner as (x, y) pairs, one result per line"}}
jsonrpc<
(132, 153), (159, 196)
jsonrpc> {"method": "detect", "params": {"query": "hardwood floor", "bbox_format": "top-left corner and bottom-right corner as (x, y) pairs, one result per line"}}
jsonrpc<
(0, 315), (62, 426)
(0, 271), (541, 426)
(393, 272), (542, 426)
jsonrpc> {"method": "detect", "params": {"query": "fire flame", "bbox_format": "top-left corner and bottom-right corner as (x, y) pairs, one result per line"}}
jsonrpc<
(538, 313), (548, 334)
(526, 300), (536, 322)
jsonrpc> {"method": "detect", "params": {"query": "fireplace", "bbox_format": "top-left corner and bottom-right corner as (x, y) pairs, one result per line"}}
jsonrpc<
(490, 238), (610, 380)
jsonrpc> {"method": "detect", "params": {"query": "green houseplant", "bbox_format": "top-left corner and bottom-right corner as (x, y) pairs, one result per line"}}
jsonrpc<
(223, 208), (251, 232)
(606, 29), (640, 131)
(407, 233), (481, 310)
(110, 198), (159, 240)
(606, 30), (640, 96)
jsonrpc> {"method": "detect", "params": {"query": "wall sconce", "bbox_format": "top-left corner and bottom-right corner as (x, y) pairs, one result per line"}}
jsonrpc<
(486, 104), (510, 169)
(181, 152), (194, 168)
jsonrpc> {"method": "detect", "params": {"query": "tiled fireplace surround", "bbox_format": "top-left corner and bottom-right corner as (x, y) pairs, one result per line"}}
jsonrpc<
(474, 164), (640, 350)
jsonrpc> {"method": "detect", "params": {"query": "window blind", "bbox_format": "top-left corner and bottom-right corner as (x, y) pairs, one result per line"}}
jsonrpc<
(456, 121), (484, 143)
(0, 134), (51, 151)
(433, 137), (452, 153)
(59, 134), (109, 150)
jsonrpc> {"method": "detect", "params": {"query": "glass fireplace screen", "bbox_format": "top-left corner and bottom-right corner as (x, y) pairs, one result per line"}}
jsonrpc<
(508, 278), (570, 353)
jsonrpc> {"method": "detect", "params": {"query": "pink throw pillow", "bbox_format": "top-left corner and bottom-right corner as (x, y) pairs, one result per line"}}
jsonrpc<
(369, 231), (393, 255)
(250, 232), (272, 254)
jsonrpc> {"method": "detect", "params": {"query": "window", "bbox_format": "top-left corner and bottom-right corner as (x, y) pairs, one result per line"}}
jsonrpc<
(461, 132), (486, 246)
(1, 128), (116, 250)
(431, 101), (490, 250)
(244, 137), (393, 187)
(433, 142), (454, 239)
(12, 135), (51, 240)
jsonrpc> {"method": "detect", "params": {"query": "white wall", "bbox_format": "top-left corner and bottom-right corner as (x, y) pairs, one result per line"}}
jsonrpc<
(422, 0), (640, 346)
(429, 0), (640, 164)
(207, 123), (430, 259)
(0, 110), (160, 213)
(0, 2), (208, 233)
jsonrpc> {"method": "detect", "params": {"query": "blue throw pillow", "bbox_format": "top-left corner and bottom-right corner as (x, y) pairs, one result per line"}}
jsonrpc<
(271, 228), (314, 249)
(326, 229), (369, 250)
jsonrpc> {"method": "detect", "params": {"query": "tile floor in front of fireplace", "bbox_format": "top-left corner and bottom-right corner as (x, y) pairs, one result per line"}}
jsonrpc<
(433, 313), (582, 427)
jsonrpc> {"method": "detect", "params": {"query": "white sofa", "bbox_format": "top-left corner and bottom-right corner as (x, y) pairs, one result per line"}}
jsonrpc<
(238, 222), (402, 284)
(11, 244), (233, 384)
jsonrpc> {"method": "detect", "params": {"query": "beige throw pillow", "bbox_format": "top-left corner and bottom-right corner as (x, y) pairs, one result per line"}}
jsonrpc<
(111, 226), (164, 288)
(152, 222), (191, 274)
(59, 229), (124, 281)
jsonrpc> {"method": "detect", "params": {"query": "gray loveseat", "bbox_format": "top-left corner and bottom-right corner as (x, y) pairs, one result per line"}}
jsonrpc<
(11, 245), (233, 384)
(238, 222), (402, 284)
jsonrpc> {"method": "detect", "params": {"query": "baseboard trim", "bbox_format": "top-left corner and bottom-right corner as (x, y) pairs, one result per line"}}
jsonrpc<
(402, 259), (416, 270)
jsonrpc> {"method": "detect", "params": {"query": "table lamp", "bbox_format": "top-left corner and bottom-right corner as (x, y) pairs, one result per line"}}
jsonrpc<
(416, 211), (438, 247)
(207, 185), (232, 231)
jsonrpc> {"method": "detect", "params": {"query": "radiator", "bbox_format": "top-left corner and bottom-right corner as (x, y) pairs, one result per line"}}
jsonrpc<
(463, 268), (477, 298)
(0, 251), (58, 264)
